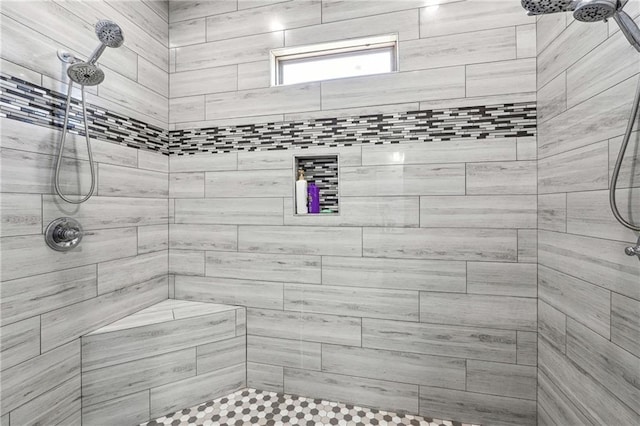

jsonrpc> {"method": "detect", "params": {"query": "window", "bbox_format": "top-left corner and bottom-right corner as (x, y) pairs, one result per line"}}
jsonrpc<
(271, 34), (398, 86)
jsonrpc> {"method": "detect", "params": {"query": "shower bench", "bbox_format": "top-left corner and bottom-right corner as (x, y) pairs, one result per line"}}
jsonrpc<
(79, 299), (247, 425)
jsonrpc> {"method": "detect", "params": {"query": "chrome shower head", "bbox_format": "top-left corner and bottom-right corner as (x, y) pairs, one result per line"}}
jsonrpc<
(573, 0), (617, 21)
(95, 20), (124, 48)
(520, 0), (577, 15)
(67, 62), (105, 86)
(87, 20), (124, 65)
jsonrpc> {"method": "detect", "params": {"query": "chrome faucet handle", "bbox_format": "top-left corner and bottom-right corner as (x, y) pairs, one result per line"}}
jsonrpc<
(625, 236), (640, 260)
(45, 218), (84, 251)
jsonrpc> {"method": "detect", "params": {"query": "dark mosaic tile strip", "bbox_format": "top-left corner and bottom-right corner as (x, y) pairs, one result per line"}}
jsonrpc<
(0, 74), (169, 155)
(297, 156), (339, 214)
(169, 103), (536, 156)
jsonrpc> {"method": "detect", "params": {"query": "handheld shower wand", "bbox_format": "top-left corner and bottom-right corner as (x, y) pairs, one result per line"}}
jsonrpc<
(54, 20), (124, 204)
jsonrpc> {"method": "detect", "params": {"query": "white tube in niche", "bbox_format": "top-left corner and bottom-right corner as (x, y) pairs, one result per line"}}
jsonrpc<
(296, 169), (308, 215)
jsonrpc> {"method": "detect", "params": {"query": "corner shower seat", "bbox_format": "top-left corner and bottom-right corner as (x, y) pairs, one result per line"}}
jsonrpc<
(79, 299), (247, 425)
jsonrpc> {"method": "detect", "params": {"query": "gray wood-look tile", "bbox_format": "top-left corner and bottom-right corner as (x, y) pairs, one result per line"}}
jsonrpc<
(539, 265), (611, 339)
(419, 0), (533, 38)
(42, 195), (167, 231)
(284, 283), (418, 322)
(82, 390), (150, 426)
(537, 12), (567, 54)
(321, 344), (465, 390)
(149, 363), (246, 419)
(0, 316), (40, 371)
(612, 293), (640, 356)
(237, 146), (361, 170)
(517, 331), (537, 366)
(467, 262), (537, 298)
(361, 139), (516, 166)
(238, 226), (362, 257)
(467, 58), (536, 97)
(170, 224), (237, 251)
(466, 161), (537, 195)
(284, 103), (419, 122)
(170, 152), (237, 172)
(138, 224), (169, 254)
(321, 67), (465, 109)
(82, 348), (196, 407)
(170, 95), (205, 123)
(169, 17), (206, 47)
(363, 228), (518, 262)
(567, 188), (640, 242)
(321, 256), (466, 293)
(285, 9), (419, 45)
(284, 197), (420, 227)
(538, 369), (592, 426)
(419, 386), (536, 426)
(138, 150), (169, 173)
(170, 65), (237, 97)
(247, 362), (284, 393)
(247, 308), (361, 346)
(138, 56), (169, 98)
(238, 60), (271, 90)
(420, 293), (536, 331)
(197, 336), (246, 374)
(517, 229), (538, 263)
(10, 374), (81, 426)
(205, 169), (291, 197)
(169, 0), (237, 23)
(420, 195), (537, 229)
(206, 251), (321, 284)
(248, 335), (321, 370)
(0, 264), (97, 326)
(0, 193), (41, 237)
(362, 318), (516, 363)
(170, 249), (205, 276)
(176, 31), (283, 72)
(175, 275), (283, 309)
(566, 318), (640, 413)
(467, 360), (537, 400)
(0, 227), (137, 282)
(538, 300), (567, 353)
(97, 251), (168, 295)
(539, 141), (609, 194)
(81, 310), (236, 371)
(285, 368), (419, 414)
(175, 198), (284, 225)
(206, 0), (321, 41)
(98, 164), (168, 198)
(538, 72), (567, 124)
(516, 24), (536, 58)
(341, 164), (465, 197)
(40, 276), (167, 352)
(538, 193), (567, 232)
(205, 83), (321, 120)
(609, 134), (640, 189)
(1, 339), (80, 413)
(170, 172), (205, 198)
(400, 27), (516, 71)
(236, 308), (247, 337)
(539, 337), (640, 425)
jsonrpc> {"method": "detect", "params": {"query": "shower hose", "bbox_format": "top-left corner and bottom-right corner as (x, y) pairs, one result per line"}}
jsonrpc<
(54, 81), (96, 204)
(610, 76), (640, 232)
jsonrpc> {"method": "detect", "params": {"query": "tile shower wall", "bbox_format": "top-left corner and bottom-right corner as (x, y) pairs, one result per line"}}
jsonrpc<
(169, 2), (538, 425)
(0, 1), (169, 424)
(536, 6), (640, 426)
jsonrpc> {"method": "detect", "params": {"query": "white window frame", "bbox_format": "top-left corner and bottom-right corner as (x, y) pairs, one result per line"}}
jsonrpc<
(270, 34), (399, 86)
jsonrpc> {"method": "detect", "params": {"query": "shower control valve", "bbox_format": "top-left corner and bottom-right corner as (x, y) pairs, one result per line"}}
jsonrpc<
(625, 236), (640, 261)
(45, 217), (84, 252)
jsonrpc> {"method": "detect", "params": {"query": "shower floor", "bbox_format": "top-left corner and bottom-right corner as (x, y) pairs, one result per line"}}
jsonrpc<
(140, 388), (479, 426)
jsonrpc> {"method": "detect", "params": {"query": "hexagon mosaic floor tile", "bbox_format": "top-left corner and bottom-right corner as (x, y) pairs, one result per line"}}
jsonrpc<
(140, 388), (481, 426)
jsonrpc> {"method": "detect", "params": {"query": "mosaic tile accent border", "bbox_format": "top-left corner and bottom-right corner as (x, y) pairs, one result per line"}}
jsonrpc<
(169, 103), (536, 155)
(1, 73), (535, 158)
(297, 156), (339, 214)
(141, 388), (481, 426)
(0, 74), (168, 154)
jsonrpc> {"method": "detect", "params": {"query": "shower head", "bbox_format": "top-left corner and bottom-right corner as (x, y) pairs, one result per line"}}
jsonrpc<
(573, 0), (617, 21)
(67, 62), (105, 86)
(87, 20), (124, 64)
(95, 20), (124, 48)
(520, 0), (577, 15)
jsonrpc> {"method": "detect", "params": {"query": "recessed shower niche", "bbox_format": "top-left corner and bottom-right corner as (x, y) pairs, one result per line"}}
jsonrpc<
(293, 154), (339, 215)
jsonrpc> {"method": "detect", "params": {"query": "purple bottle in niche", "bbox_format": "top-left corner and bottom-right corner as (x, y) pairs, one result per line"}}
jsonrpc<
(308, 183), (320, 214)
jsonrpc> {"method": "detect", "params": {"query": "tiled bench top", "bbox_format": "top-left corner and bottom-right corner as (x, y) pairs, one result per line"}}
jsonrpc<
(88, 299), (242, 335)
